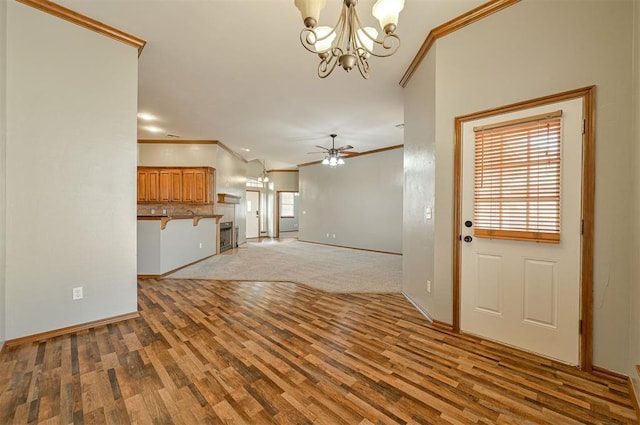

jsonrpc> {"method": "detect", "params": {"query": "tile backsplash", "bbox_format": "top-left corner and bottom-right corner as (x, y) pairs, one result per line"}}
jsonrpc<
(137, 203), (215, 216)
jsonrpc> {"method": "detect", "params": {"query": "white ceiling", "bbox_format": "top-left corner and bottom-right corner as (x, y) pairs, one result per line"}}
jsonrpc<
(57, 0), (485, 169)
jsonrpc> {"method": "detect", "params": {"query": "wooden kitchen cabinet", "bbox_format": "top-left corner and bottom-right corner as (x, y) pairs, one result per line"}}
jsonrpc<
(182, 168), (213, 203)
(137, 169), (159, 202)
(138, 167), (214, 204)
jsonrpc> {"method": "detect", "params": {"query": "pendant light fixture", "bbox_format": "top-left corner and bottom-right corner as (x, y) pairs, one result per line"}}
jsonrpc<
(294, 0), (405, 79)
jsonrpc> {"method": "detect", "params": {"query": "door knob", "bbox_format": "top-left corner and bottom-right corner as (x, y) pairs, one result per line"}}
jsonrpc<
(465, 220), (473, 228)
(463, 235), (473, 243)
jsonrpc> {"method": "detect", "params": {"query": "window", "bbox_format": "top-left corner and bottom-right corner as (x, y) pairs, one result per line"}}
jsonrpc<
(473, 111), (562, 243)
(246, 178), (263, 188)
(280, 192), (295, 218)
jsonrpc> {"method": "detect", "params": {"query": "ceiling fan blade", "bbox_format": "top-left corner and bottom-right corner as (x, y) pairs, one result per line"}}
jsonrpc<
(314, 145), (329, 150)
(307, 151), (325, 154)
(336, 145), (354, 151)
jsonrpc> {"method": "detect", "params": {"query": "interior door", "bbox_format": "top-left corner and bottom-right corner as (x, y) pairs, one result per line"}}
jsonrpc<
(245, 190), (260, 239)
(460, 98), (583, 365)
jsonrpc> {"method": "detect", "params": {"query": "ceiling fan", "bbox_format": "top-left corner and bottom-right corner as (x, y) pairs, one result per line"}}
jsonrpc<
(309, 134), (355, 166)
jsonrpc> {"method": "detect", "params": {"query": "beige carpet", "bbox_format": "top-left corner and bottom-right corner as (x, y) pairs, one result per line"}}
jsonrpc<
(168, 239), (402, 293)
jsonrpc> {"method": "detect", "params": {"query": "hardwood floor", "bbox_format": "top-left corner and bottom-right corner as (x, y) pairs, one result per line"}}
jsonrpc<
(0, 278), (637, 424)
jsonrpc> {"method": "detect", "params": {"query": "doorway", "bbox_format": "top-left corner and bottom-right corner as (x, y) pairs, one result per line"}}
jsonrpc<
(276, 191), (299, 239)
(453, 87), (595, 369)
(245, 190), (260, 239)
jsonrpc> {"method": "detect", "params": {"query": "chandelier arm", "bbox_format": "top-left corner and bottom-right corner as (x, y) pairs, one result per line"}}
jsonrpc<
(318, 47), (342, 78)
(355, 48), (371, 79)
(351, 11), (401, 58)
(371, 33), (400, 58)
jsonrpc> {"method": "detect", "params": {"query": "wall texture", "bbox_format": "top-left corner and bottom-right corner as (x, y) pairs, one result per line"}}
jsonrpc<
(403, 0), (635, 373)
(138, 143), (217, 167)
(0, 0), (7, 347)
(299, 148), (403, 253)
(214, 146), (248, 246)
(631, 0), (640, 396)
(5, 2), (139, 339)
(403, 47), (437, 318)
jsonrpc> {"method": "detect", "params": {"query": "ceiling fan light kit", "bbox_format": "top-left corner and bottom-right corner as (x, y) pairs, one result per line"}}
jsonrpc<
(294, 0), (404, 79)
(312, 133), (353, 167)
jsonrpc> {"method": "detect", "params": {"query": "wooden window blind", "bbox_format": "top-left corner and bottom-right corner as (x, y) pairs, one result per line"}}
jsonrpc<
(473, 111), (562, 243)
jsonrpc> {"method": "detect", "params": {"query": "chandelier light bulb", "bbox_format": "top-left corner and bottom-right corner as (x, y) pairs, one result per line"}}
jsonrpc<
(314, 26), (335, 53)
(329, 156), (338, 167)
(322, 157), (330, 165)
(294, 0), (327, 28)
(337, 157), (345, 165)
(372, 0), (405, 34)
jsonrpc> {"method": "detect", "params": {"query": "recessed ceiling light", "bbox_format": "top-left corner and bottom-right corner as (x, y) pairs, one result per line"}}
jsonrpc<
(241, 148), (251, 152)
(144, 126), (163, 133)
(137, 112), (156, 121)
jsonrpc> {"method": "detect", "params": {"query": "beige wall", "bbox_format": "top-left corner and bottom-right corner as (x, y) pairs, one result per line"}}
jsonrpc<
(0, 0), (6, 347)
(404, 0), (635, 372)
(299, 148), (403, 253)
(138, 143), (217, 167)
(5, 2), (139, 339)
(403, 46), (437, 317)
(214, 146), (248, 246)
(631, 0), (640, 395)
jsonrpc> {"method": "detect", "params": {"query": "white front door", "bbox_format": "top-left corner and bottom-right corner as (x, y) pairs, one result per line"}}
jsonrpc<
(245, 190), (260, 239)
(460, 98), (583, 365)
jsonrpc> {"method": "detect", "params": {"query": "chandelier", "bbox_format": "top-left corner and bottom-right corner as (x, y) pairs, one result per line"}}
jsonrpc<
(294, 0), (405, 79)
(257, 160), (269, 183)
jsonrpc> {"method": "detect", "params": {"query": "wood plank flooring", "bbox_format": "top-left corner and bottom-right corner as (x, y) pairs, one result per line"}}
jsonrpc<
(0, 278), (637, 424)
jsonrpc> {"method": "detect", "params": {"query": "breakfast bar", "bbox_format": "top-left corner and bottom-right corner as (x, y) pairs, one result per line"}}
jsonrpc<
(137, 214), (222, 276)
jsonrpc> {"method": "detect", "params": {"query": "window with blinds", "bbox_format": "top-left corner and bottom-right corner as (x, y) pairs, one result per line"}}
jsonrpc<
(280, 192), (295, 218)
(473, 111), (562, 243)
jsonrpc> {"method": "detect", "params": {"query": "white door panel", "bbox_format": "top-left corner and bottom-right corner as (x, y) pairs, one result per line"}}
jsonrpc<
(460, 98), (583, 365)
(246, 190), (260, 239)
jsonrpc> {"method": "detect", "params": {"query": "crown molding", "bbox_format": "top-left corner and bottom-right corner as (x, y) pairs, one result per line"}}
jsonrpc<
(17, 0), (147, 55)
(298, 144), (403, 168)
(399, 0), (520, 88)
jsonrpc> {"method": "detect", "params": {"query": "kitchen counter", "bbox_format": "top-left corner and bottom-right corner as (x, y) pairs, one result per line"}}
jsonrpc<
(137, 214), (223, 230)
(137, 215), (221, 276)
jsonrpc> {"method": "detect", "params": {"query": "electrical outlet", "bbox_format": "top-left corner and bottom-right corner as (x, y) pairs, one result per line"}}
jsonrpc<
(72, 286), (83, 300)
(199, 242), (203, 248)
(427, 280), (432, 294)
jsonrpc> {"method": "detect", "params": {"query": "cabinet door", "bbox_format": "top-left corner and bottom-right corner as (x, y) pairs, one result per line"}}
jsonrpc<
(193, 169), (206, 203)
(147, 170), (160, 202)
(170, 169), (182, 202)
(182, 169), (196, 203)
(159, 170), (172, 202)
(137, 170), (149, 202)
